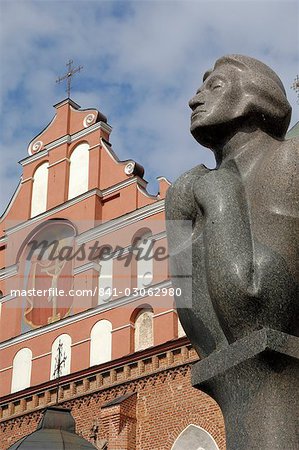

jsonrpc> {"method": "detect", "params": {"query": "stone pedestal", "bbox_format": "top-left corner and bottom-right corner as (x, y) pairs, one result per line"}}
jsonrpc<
(192, 328), (299, 450)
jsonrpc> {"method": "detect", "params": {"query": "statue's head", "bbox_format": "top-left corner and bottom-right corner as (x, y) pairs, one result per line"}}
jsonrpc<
(189, 54), (292, 148)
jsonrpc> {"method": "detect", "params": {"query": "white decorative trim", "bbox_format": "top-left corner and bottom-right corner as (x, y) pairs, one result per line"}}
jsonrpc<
(74, 261), (101, 275)
(71, 338), (90, 347)
(32, 351), (51, 360)
(5, 188), (102, 236)
(20, 177), (33, 184)
(0, 181), (21, 221)
(48, 157), (70, 168)
(20, 148), (49, 167)
(77, 200), (165, 245)
(124, 162), (135, 175)
(4, 191), (164, 240)
(137, 183), (158, 199)
(88, 143), (102, 152)
(111, 323), (134, 333)
(0, 280), (171, 350)
(28, 140), (44, 156)
(71, 121), (112, 144)
(46, 135), (71, 152)
(101, 138), (124, 164)
(102, 176), (147, 197)
(0, 293), (17, 304)
(0, 235), (8, 244)
(153, 309), (176, 318)
(0, 365), (13, 373)
(83, 114), (96, 128)
(20, 122), (111, 167)
(0, 264), (18, 281)
(156, 176), (171, 184)
(109, 230), (166, 258)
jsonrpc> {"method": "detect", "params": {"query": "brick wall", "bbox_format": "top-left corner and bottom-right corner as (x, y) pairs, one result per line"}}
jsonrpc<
(0, 346), (226, 450)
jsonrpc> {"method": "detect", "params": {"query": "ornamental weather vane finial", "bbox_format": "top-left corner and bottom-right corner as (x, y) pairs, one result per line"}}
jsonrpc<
(56, 59), (83, 98)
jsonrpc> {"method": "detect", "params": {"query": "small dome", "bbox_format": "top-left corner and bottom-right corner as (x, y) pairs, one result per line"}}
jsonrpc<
(8, 407), (97, 450)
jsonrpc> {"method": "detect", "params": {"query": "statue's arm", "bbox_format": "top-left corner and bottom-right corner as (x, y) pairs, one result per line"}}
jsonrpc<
(165, 165), (229, 355)
(165, 165), (208, 251)
(193, 166), (256, 297)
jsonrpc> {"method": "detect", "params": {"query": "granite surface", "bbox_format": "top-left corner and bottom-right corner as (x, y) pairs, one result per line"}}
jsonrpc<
(165, 55), (299, 450)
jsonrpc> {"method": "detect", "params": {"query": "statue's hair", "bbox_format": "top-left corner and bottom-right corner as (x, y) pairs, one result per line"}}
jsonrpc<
(206, 54), (292, 138)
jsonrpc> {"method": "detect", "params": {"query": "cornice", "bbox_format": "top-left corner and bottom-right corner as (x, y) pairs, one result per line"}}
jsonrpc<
(0, 264), (18, 281)
(73, 261), (101, 275)
(0, 336), (191, 410)
(0, 280), (172, 350)
(20, 121), (112, 167)
(5, 188), (102, 236)
(76, 200), (165, 245)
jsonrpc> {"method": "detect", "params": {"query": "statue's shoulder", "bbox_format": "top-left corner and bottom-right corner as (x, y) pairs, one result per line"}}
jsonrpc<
(165, 164), (209, 219)
(167, 164), (210, 195)
(272, 136), (299, 168)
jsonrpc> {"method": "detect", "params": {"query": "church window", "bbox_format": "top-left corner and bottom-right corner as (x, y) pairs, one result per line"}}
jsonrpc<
(133, 232), (153, 289)
(171, 424), (220, 450)
(90, 320), (112, 366)
(31, 162), (49, 217)
(68, 142), (89, 199)
(11, 348), (32, 393)
(98, 247), (113, 304)
(134, 307), (154, 351)
(50, 334), (72, 380)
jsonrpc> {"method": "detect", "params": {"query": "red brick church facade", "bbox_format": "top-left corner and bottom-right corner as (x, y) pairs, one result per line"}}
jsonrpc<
(0, 98), (225, 449)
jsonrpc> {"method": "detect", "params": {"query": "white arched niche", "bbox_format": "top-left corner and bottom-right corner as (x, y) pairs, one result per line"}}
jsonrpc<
(31, 162), (49, 217)
(90, 320), (112, 366)
(50, 334), (72, 380)
(134, 308), (154, 351)
(68, 142), (89, 199)
(171, 424), (220, 450)
(11, 348), (32, 393)
(98, 249), (113, 304)
(135, 233), (153, 289)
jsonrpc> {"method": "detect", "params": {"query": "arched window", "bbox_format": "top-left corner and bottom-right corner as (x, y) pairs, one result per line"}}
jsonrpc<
(90, 320), (112, 366)
(134, 308), (154, 351)
(133, 232), (153, 289)
(19, 220), (76, 331)
(50, 334), (72, 380)
(11, 348), (32, 393)
(98, 247), (113, 304)
(171, 424), (220, 450)
(68, 142), (89, 199)
(31, 162), (49, 217)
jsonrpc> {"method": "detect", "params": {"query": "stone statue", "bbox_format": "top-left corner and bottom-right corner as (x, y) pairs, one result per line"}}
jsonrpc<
(165, 55), (299, 450)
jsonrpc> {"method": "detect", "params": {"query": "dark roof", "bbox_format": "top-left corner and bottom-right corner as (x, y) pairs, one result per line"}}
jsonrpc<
(8, 407), (97, 450)
(102, 392), (135, 408)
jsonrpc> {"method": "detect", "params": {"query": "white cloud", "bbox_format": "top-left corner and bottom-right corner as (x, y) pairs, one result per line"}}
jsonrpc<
(0, 0), (298, 212)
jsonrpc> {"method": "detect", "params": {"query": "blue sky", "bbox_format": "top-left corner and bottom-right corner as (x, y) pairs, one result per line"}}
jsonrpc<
(1, 0), (298, 214)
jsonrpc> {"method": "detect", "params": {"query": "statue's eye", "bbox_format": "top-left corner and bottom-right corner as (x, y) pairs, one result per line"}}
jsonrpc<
(212, 83), (222, 90)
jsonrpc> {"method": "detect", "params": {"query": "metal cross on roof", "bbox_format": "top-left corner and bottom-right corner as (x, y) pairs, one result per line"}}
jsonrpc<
(291, 75), (299, 103)
(56, 59), (83, 98)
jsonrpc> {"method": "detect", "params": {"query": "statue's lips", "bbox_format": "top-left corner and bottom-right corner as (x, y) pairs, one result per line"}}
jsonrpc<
(191, 110), (206, 119)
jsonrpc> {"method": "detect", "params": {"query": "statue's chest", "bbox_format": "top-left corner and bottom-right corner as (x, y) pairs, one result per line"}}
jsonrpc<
(242, 153), (293, 218)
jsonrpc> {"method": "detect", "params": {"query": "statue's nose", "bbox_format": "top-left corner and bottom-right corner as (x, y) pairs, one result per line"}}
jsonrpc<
(189, 94), (205, 111)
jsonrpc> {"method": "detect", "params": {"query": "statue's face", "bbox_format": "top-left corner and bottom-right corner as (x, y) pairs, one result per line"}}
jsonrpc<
(189, 65), (244, 146)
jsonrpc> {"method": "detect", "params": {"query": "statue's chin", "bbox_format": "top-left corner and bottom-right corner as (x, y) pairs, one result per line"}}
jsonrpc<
(190, 125), (220, 151)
